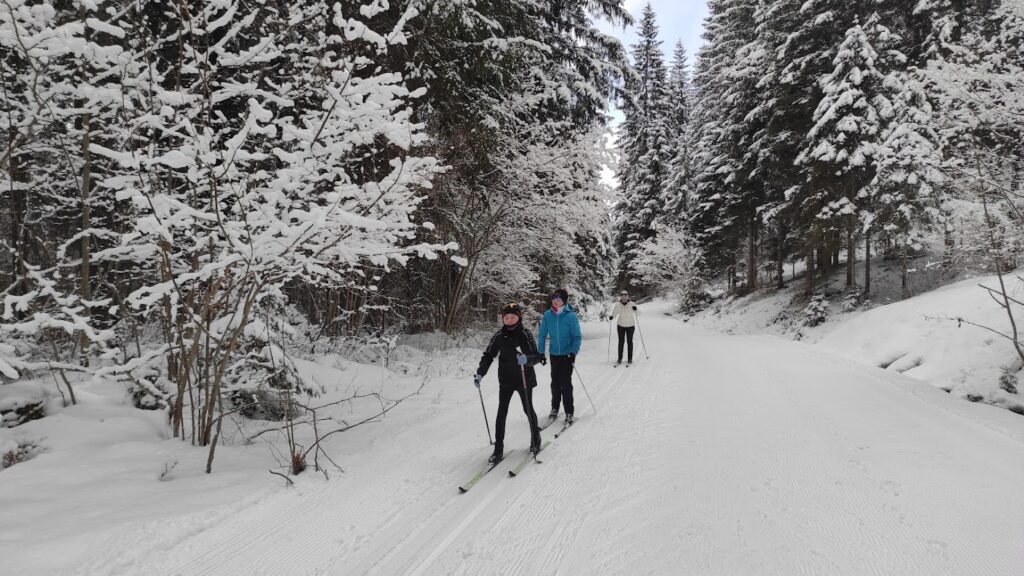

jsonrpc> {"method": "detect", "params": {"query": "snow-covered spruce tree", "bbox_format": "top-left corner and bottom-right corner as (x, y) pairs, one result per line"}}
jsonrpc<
(82, 0), (445, 451)
(661, 40), (693, 226)
(779, 0), (855, 294)
(742, 0), (815, 290)
(685, 7), (731, 282)
(685, 0), (759, 291)
(718, 0), (763, 291)
(738, 0), (865, 295)
(616, 3), (671, 294)
(796, 16), (891, 295)
(868, 70), (945, 299)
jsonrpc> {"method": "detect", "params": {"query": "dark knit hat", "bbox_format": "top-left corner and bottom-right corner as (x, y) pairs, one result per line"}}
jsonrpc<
(550, 288), (569, 303)
(500, 302), (523, 317)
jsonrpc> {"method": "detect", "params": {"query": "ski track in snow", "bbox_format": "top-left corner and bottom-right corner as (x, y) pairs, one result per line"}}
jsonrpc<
(69, 310), (1024, 575)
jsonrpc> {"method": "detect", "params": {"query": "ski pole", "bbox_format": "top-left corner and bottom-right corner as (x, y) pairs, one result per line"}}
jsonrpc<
(634, 314), (650, 359)
(573, 365), (597, 416)
(477, 383), (493, 445)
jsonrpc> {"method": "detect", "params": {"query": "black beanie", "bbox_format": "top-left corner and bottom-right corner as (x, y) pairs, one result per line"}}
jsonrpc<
(551, 288), (569, 303)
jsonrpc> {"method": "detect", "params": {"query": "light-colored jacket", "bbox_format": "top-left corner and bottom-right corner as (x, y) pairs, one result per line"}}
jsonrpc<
(611, 301), (638, 328)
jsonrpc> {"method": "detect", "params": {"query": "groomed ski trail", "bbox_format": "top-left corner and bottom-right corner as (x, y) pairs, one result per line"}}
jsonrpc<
(75, 305), (1024, 576)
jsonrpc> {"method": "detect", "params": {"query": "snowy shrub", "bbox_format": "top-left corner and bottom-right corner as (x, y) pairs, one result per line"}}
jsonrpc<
(227, 328), (313, 422)
(999, 366), (1020, 395)
(1, 438), (44, 470)
(802, 296), (830, 327)
(0, 401), (45, 428)
(130, 387), (162, 411)
(231, 388), (302, 422)
(0, 383), (47, 428)
(841, 292), (867, 313)
(633, 226), (707, 312)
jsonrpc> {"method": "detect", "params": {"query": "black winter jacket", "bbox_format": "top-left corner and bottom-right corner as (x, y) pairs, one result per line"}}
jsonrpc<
(476, 322), (545, 390)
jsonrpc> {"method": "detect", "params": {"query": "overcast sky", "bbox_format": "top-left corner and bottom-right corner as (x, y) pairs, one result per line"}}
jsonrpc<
(597, 0), (709, 63)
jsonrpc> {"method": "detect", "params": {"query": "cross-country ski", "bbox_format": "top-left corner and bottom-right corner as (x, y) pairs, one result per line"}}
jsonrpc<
(507, 440), (553, 477)
(457, 452), (511, 494)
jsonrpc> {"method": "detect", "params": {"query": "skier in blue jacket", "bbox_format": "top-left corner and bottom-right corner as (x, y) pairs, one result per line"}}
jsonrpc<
(537, 288), (582, 423)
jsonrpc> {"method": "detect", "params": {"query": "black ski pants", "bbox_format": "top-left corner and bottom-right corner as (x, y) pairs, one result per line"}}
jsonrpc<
(494, 384), (540, 451)
(549, 355), (575, 416)
(617, 325), (635, 363)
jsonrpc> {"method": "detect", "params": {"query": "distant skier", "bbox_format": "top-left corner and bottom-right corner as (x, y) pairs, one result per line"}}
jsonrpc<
(474, 302), (545, 463)
(537, 288), (582, 424)
(610, 290), (638, 367)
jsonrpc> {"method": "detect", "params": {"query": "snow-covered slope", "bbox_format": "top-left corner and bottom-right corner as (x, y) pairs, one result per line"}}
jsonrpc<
(819, 274), (1024, 413)
(6, 304), (1023, 575)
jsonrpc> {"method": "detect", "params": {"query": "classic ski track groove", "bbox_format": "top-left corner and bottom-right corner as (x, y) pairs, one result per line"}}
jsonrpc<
(141, 392), (518, 576)
(391, 358), (633, 576)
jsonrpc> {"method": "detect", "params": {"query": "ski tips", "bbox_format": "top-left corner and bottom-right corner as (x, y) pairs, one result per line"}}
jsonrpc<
(458, 486), (468, 494)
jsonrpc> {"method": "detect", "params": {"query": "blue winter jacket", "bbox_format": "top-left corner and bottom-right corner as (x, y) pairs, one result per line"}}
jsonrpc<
(537, 305), (582, 357)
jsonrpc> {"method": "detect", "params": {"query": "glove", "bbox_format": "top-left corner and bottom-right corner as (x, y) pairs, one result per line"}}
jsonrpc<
(541, 356), (548, 366)
(516, 353), (528, 366)
(609, 315), (614, 321)
(568, 353), (576, 365)
(632, 305), (637, 310)
(473, 374), (482, 388)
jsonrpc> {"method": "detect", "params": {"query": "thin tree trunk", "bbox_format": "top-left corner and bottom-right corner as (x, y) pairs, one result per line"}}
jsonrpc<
(846, 215), (855, 289)
(900, 240), (909, 299)
(982, 192), (1024, 365)
(8, 155), (26, 296)
(805, 247), (815, 296)
(943, 220), (955, 270)
(776, 222), (785, 289)
(79, 113), (93, 367)
(863, 228), (872, 296)
(746, 213), (757, 291)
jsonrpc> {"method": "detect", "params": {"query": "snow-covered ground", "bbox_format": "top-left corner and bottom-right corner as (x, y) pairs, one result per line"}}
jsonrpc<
(4, 303), (1024, 575)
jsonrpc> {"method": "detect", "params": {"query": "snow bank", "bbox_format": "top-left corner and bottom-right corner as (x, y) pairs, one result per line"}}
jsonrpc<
(819, 274), (1024, 413)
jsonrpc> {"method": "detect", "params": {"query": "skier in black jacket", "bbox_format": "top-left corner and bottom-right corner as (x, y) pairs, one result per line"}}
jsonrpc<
(474, 302), (546, 463)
